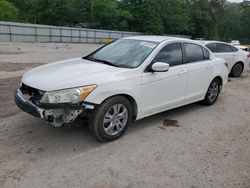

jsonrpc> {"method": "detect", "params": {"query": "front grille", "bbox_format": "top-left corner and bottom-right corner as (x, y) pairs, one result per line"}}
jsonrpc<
(20, 83), (44, 104)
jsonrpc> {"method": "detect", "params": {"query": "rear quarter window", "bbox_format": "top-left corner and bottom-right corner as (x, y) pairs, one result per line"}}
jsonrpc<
(230, 46), (239, 52)
(216, 43), (233, 53)
(203, 47), (210, 60)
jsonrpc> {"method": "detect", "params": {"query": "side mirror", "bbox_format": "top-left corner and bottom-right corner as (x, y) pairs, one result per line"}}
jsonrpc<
(151, 62), (170, 72)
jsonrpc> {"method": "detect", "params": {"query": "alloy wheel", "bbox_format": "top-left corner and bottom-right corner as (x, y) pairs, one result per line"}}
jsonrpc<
(207, 81), (219, 102)
(103, 104), (128, 136)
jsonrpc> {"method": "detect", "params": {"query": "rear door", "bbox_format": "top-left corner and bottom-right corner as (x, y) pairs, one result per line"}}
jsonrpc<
(184, 43), (213, 100)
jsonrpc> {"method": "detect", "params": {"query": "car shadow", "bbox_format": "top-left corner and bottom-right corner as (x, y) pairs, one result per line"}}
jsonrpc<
(128, 102), (205, 132)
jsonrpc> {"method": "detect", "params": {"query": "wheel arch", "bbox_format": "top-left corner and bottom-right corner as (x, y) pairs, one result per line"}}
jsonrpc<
(99, 94), (138, 121)
(213, 76), (223, 87)
(230, 61), (244, 74)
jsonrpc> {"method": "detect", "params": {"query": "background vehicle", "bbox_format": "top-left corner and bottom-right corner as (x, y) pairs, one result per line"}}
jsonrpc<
(239, 45), (250, 52)
(230, 40), (240, 46)
(15, 36), (228, 141)
(199, 41), (250, 77)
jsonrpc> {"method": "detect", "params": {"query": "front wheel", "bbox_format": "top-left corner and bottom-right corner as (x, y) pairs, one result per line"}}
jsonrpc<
(89, 96), (132, 142)
(203, 78), (221, 105)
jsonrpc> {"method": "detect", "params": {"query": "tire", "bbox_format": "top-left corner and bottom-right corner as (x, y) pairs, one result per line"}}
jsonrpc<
(203, 78), (221, 105)
(230, 63), (243, 77)
(89, 96), (132, 142)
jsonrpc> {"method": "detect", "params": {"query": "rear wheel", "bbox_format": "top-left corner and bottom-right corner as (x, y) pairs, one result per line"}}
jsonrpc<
(89, 96), (132, 142)
(230, 63), (243, 77)
(203, 78), (221, 105)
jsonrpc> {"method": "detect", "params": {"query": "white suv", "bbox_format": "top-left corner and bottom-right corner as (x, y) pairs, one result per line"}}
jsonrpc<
(200, 41), (250, 77)
(15, 36), (228, 141)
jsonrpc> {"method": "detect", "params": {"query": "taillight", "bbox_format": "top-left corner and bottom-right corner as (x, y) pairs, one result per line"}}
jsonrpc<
(224, 63), (229, 68)
(247, 52), (250, 57)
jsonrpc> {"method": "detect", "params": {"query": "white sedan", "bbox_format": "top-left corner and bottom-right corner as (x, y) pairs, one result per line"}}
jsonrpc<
(15, 36), (228, 141)
(200, 41), (250, 77)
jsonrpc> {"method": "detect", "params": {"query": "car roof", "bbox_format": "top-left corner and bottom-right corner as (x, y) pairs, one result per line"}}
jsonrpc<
(197, 40), (232, 45)
(123, 36), (215, 58)
(124, 35), (191, 43)
(197, 40), (243, 52)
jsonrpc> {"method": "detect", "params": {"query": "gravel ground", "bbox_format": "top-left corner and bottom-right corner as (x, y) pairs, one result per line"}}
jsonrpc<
(0, 43), (249, 188)
(0, 42), (99, 79)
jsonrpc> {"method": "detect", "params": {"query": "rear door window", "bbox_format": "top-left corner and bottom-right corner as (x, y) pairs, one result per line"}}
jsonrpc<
(206, 43), (217, 52)
(184, 43), (204, 63)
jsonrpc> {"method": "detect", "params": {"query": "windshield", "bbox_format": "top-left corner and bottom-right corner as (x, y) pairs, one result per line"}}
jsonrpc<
(86, 39), (158, 68)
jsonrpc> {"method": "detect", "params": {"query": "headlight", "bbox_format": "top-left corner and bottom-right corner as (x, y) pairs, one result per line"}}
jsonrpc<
(40, 85), (97, 104)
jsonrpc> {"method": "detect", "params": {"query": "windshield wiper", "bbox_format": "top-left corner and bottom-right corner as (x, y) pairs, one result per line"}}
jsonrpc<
(83, 56), (131, 68)
(95, 59), (119, 67)
(86, 56), (120, 67)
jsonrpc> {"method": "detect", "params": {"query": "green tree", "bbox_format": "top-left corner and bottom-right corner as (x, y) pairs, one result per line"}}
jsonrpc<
(0, 0), (18, 21)
(9, 0), (37, 23)
(34, 0), (77, 26)
(117, 10), (133, 31)
(72, 0), (91, 26)
(209, 0), (226, 22)
(159, 0), (190, 35)
(140, 0), (163, 34)
(217, 3), (242, 40)
(240, 4), (250, 42)
(188, 0), (217, 39)
(10, 0), (77, 25)
(119, 0), (164, 34)
(90, 0), (119, 29)
(3, 0), (250, 42)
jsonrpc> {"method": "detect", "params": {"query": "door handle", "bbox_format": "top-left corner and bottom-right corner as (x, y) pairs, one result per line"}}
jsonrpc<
(206, 62), (212, 68)
(178, 69), (188, 75)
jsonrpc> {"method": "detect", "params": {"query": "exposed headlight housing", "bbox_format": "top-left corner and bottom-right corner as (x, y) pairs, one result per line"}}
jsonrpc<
(40, 85), (97, 104)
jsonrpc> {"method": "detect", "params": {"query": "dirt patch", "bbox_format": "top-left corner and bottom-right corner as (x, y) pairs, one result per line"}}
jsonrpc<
(0, 165), (28, 187)
(163, 119), (180, 127)
(158, 119), (180, 129)
(0, 77), (21, 118)
(0, 62), (44, 72)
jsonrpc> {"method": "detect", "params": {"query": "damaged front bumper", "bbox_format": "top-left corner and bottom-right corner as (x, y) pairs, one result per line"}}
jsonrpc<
(15, 89), (95, 127)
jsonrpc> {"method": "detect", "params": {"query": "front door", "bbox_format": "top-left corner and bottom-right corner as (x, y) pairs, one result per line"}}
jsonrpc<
(141, 43), (188, 117)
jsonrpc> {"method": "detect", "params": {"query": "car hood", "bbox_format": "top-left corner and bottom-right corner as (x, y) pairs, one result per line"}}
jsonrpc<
(22, 58), (133, 91)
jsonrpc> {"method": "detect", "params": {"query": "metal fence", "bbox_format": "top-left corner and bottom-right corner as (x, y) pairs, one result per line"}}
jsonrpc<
(0, 21), (190, 43)
(0, 21), (141, 43)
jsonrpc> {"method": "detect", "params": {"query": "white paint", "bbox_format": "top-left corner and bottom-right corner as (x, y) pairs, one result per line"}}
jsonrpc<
(21, 36), (229, 121)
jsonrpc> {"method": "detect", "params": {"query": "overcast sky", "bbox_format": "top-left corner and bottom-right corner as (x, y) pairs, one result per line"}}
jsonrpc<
(227, 0), (244, 2)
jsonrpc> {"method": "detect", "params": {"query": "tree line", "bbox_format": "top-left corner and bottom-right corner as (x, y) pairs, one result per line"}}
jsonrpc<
(0, 0), (249, 42)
